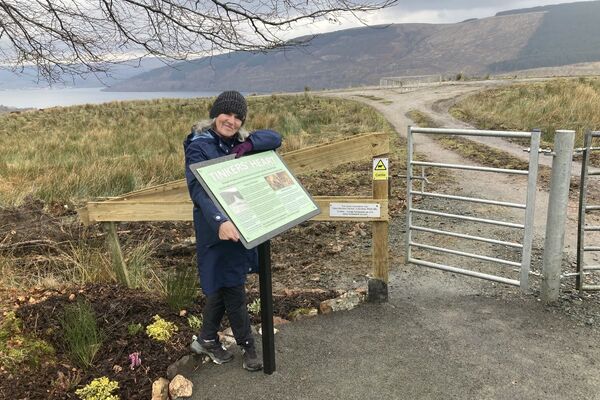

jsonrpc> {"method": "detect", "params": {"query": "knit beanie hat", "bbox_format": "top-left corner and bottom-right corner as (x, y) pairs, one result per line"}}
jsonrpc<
(209, 90), (247, 123)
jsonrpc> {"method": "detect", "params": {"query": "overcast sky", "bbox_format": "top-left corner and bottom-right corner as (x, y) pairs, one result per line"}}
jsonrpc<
(289, 0), (593, 37)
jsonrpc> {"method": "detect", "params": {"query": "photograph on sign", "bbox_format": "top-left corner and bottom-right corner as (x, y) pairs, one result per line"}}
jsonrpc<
(190, 150), (320, 249)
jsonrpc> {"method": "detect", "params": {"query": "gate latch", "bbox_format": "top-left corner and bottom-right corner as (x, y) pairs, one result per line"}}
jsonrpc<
(398, 167), (431, 184)
(523, 147), (555, 156)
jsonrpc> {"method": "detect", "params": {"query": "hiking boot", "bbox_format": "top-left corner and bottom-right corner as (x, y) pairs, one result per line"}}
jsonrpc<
(190, 336), (233, 365)
(241, 343), (262, 372)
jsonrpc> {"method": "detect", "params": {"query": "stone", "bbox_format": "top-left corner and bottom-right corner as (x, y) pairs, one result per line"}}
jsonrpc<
(289, 307), (318, 321)
(167, 354), (202, 380)
(319, 301), (333, 314)
(319, 291), (362, 314)
(258, 326), (279, 336)
(151, 378), (169, 400)
(169, 375), (193, 399)
(218, 327), (236, 348)
(272, 316), (290, 325)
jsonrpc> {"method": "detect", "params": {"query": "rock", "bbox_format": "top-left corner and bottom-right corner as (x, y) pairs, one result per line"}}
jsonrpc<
(169, 375), (193, 399)
(282, 288), (327, 296)
(218, 327), (236, 348)
(167, 354), (202, 380)
(319, 291), (363, 314)
(273, 316), (290, 325)
(258, 326), (279, 336)
(68, 293), (76, 301)
(152, 378), (170, 400)
(319, 301), (333, 314)
(289, 307), (318, 321)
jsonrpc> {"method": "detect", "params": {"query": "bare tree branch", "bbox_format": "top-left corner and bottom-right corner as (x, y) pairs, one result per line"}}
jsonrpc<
(0, 0), (396, 82)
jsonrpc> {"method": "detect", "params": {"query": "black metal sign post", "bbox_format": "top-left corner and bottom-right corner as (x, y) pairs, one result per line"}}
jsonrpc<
(258, 240), (275, 374)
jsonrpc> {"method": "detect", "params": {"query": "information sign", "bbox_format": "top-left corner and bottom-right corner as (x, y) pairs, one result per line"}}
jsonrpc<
(330, 203), (381, 218)
(190, 150), (320, 249)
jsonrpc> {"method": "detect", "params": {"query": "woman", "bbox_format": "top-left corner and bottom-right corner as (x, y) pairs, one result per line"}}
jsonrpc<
(183, 91), (282, 372)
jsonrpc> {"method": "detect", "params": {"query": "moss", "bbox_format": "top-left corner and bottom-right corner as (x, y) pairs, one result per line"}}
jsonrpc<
(0, 311), (56, 372)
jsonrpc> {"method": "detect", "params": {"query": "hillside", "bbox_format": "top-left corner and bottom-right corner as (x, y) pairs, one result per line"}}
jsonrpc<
(108, 1), (600, 93)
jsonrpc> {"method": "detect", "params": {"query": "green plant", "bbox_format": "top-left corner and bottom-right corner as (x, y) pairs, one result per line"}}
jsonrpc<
(127, 323), (143, 336)
(126, 240), (159, 290)
(187, 314), (203, 331)
(146, 315), (178, 342)
(247, 298), (261, 315)
(60, 300), (104, 368)
(0, 311), (55, 372)
(75, 376), (119, 400)
(164, 268), (197, 311)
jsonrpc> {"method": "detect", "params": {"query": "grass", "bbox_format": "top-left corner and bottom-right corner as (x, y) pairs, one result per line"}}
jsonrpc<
(0, 94), (391, 206)
(450, 77), (600, 147)
(60, 300), (104, 368)
(164, 267), (198, 311)
(406, 110), (440, 129)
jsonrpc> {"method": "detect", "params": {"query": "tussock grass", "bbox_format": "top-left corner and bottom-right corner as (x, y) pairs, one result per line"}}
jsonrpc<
(60, 300), (104, 368)
(0, 243), (114, 289)
(450, 77), (600, 146)
(164, 267), (198, 311)
(0, 95), (390, 206)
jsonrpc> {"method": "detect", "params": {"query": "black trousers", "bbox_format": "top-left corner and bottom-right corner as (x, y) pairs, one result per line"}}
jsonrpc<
(200, 285), (254, 347)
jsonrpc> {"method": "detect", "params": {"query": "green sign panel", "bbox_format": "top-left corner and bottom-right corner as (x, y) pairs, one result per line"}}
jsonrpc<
(190, 151), (320, 249)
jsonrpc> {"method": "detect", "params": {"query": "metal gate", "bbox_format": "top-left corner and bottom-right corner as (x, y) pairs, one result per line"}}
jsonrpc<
(405, 127), (541, 290)
(577, 130), (600, 292)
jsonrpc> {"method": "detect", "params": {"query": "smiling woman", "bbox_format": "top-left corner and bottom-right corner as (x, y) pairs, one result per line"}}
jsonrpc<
(183, 90), (283, 372)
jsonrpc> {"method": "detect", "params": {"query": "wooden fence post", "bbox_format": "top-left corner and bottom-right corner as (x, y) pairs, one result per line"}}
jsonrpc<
(369, 156), (389, 302)
(102, 222), (131, 287)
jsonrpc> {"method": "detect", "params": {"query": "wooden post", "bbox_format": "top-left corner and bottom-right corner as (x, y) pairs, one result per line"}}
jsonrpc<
(102, 222), (131, 287)
(369, 157), (389, 303)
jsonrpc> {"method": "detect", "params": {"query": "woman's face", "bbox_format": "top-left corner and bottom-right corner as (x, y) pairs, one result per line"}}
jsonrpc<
(214, 113), (242, 138)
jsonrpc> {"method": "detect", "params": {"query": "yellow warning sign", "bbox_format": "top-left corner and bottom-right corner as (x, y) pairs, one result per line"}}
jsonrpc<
(373, 158), (388, 180)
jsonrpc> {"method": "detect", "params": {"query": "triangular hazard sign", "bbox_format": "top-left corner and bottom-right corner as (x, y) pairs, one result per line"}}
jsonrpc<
(374, 160), (387, 170)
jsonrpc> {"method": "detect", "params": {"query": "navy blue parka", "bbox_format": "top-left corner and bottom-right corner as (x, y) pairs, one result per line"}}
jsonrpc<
(184, 120), (282, 295)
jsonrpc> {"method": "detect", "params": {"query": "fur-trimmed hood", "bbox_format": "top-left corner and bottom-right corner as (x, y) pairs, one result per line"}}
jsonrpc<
(191, 118), (250, 142)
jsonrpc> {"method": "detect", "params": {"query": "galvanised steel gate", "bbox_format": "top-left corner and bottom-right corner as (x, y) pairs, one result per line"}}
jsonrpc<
(577, 130), (600, 292)
(405, 127), (541, 290)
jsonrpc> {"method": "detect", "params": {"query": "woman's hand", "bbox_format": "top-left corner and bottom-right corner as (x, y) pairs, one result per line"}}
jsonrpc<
(231, 141), (253, 158)
(218, 221), (240, 242)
